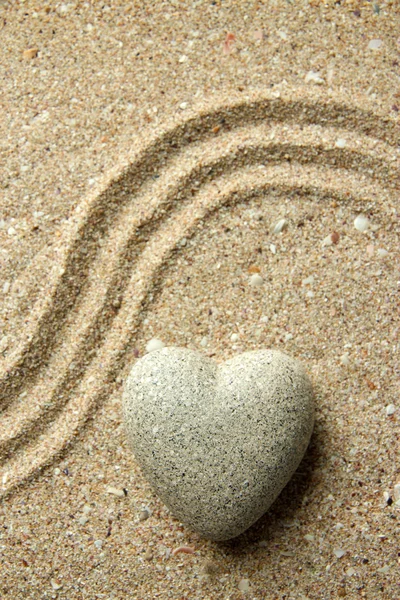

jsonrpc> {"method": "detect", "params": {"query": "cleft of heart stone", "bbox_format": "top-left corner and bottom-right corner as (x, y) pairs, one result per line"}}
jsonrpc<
(122, 347), (314, 541)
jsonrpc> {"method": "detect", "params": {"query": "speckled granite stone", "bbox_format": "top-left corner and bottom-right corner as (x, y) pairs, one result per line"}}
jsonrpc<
(123, 347), (314, 541)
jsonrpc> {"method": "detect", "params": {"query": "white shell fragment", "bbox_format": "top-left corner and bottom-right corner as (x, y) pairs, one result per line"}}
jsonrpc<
(368, 39), (383, 50)
(302, 275), (314, 286)
(249, 273), (263, 287)
(377, 248), (389, 258)
(377, 565), (390, 574)
(393, 484), (400, 501)
(340, 353), (350, 366)
(106, 486), (125, 497)
(305, 71), (325, 85)
(322, 235), (333, 247)
(271, 218), (288, 234)
(354, 215), (370, 232)
(145, 338), (166, 353)
(50, 580), (63, 591)
(0, 336), (9, 353)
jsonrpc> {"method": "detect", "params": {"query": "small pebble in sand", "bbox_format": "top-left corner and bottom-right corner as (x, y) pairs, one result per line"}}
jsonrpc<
(385, 404), (396, 416)
(333, 548), (346, 558)
(249, 273), (263, 287)
(145, 338), (165, 353)
(253, 30), (266, 41)
(231, 333), (239, 342)
(335, 138), (347, 148)
(354, 215), (370, 232)
(2, 281), (10, 294)
(23, 48), (38, 59)
(340, 353), (350, 365)
(223, 32), (236, 55)
(247, 264), (261, 274)
(383, 491), (393, 506)
(139, 508), (150, 521)
(106, 486), (125, 498)
(368, 39), (382, 50)
(238, 578), (250, 592)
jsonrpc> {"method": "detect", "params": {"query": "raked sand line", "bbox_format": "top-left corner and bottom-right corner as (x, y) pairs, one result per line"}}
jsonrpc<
(0, 91), (398, 402)
(0, 88), (398, 497)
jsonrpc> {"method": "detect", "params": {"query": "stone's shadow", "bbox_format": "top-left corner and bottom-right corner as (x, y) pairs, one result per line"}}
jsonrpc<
(216, 392), (326, 556)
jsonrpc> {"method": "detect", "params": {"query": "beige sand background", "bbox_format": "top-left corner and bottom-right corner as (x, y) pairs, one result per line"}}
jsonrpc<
(0, 1), (399, 598)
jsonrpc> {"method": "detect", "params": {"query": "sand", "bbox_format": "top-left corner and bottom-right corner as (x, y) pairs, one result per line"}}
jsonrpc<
(0, 1), (399, 598)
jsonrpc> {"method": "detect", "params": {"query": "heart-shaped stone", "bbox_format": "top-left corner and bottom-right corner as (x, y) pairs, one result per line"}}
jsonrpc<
(123, 347), (314, 541)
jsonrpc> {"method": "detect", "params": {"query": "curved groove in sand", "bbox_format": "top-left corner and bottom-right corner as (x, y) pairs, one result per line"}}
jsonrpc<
(1, 137), (395, 415)
(0, 91), (398, 496)
(0, 96), (397, 402)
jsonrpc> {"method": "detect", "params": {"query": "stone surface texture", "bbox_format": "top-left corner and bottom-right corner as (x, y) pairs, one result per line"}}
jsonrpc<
(123, 347), (314, 541)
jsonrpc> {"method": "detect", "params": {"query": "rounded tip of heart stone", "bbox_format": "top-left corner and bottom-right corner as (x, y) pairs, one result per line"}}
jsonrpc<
(122, 347), (314, 541)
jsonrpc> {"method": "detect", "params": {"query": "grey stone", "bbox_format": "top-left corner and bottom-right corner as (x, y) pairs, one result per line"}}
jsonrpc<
(122, 347), (314, 541)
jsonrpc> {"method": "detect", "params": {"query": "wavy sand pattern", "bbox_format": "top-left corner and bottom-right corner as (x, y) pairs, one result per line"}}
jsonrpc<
(1, 90), (398, 499)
